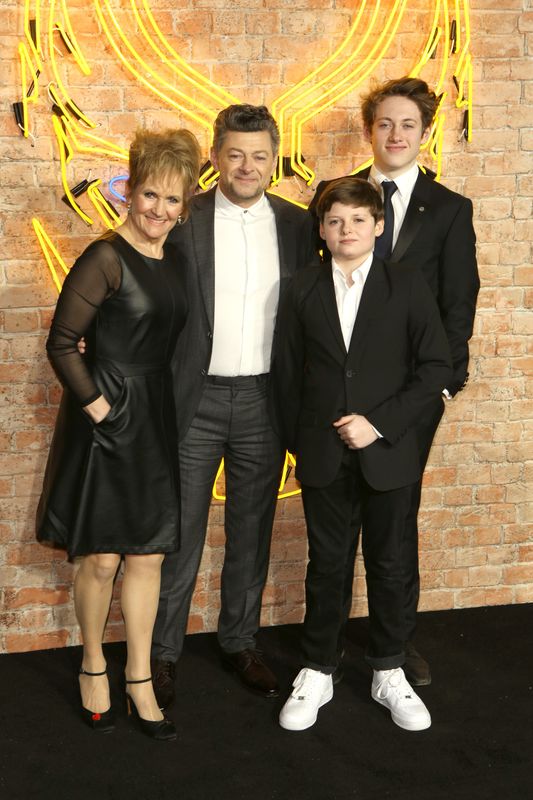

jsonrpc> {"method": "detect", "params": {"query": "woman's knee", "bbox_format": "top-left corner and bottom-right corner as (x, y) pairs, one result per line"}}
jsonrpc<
(123, 553), (165, 576)
(81, 553), (121, 584)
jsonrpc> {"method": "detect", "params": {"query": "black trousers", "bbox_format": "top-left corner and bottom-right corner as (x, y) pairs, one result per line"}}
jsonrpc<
(339, 397), (446, 647)
(152, 375), (284, 661)
(301, 450), (414, 673)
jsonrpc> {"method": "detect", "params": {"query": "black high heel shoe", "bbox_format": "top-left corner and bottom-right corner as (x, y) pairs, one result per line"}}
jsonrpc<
(79, 666), (115, 733)
(125, 677), (176, 741)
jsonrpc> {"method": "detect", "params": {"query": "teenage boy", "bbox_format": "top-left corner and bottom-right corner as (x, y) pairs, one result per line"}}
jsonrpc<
(274, 178), (451, 731)
(309, 78), (479, 686)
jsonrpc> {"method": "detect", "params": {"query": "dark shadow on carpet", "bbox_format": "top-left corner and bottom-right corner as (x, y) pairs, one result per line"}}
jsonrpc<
(0, 604), (531, 800)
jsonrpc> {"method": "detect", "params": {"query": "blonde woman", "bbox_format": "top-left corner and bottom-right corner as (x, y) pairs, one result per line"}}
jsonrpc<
(37, 128), (201, 741)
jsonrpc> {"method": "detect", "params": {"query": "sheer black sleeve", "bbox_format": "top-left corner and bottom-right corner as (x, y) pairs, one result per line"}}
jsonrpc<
(46, 240), (122, 406)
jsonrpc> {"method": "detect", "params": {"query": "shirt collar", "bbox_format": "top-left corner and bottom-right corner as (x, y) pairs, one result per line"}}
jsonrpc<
(332, 252), (374, 287)
(215, 186), (270, 218)
(369, 162), (420, 199)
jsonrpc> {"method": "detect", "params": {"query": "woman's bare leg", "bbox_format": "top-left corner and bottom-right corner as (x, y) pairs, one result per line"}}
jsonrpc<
(74, 553), (121, 712)
(122, 553), (165, 721)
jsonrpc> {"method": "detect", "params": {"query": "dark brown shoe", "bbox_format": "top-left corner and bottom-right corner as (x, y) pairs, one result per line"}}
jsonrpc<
(221, 649), (279, 697)
(151, 659), (176, 710)
(404, 643), (431, 686)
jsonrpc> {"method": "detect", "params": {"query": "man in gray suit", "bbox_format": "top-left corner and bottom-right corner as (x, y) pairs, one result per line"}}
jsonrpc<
(152, 105), (317, 707)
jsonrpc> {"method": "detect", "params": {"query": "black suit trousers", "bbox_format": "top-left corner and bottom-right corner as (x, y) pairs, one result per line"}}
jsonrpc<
(301, 450), (413, 673)
(339, 396), (446, 646)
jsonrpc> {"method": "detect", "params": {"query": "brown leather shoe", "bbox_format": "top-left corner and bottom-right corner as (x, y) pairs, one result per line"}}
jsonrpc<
(151, 659), (176, 710)
(221, 649), (279, 697)
(404, 643), (431, 686)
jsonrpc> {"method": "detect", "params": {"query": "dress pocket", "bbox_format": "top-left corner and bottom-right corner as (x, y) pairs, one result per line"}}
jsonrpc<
(94, 378), (128, 432)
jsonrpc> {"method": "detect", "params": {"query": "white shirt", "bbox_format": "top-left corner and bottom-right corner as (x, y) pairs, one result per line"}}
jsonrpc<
(209, 189), (280, 376)
(331, 253), (373, 350)
(332, 254), (383, 438)
(370, 162), (419, 250)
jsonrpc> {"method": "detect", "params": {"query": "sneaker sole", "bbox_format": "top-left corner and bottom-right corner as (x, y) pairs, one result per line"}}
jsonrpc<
(279, 685), (334, 731)
(372, 695), (431, 732)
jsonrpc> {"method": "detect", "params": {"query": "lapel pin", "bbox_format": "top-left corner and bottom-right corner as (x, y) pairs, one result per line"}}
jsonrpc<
(419, 206), (425, 212)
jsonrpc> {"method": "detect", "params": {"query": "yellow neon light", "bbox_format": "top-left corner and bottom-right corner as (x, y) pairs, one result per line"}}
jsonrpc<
(24, 0), (43, 70)
(48, 0), (96, 129)
(18, 43), (40, 138)
(132, 0), (239, 110)
(87, 180), (122, 229)
(272, 0), (371, 184)
(212, 452), (302, 501)
(198, 166), (219, 192)
(32, 218), (69, 293)
(94, 0), (216, 130)
(454, 0), (462, 51)
(57, 0), (90, 74)
(453, 0), (472, 141)
(59, 107), (128, 161)
(52, 114), (94, 226)
(290, 0), (408, 186)
(139, 0), (237, 107)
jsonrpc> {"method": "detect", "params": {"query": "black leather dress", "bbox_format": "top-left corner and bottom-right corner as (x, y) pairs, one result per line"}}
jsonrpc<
(36, 232), (186, 557)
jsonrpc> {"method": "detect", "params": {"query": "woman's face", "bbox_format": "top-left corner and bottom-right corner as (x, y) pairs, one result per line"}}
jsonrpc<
(127, 173), (185, 246)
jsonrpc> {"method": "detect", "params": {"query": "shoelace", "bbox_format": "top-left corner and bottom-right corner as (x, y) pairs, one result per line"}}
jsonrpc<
(291, 669), (326, 700)
(375, 668), (413, 700)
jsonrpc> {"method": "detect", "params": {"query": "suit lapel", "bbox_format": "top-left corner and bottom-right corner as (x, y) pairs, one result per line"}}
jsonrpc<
(347, 258), (388, 360)
(189, 189), (216, 327)
(267, 194), (292, 281)
(390, 169), (433, 262)
(317, 265), (347, 359)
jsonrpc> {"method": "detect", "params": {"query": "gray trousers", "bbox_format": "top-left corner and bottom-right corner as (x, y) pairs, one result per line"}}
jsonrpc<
(152, 375), (284, 661)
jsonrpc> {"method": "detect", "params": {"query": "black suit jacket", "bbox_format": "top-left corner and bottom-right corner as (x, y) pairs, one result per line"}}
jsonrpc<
(273, 258), (452, 491)
(167, 188), (317, 440)
(309, 167), (479, 396)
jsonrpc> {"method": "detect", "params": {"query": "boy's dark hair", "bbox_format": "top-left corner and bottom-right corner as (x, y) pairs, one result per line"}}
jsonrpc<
(316, 177), (384, 223)
(212, 104), (280, 154)
(361, 77), (438, 132)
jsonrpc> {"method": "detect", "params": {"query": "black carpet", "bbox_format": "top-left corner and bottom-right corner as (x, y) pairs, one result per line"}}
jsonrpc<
(0, 604), (531, 800)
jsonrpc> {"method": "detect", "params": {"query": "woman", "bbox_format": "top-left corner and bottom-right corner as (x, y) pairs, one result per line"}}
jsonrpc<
(37, 128), (201, 740)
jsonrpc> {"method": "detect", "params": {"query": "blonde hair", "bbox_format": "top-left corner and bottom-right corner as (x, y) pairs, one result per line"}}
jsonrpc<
(128, 128), (202, 219)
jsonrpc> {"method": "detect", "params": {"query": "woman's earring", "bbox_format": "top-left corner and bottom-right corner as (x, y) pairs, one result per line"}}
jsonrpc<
(127, 203), (131, 215)
(177, 215), (183, 225)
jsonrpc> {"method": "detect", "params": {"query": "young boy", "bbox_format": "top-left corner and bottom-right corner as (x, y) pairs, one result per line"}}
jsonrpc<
(274, 178), (452, 732)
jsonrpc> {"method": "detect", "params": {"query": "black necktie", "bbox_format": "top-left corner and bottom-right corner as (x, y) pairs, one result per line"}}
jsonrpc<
(374, 181), (397, 260)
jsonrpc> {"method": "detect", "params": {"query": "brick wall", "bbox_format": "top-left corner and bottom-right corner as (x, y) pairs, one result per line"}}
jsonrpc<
(1, 0), (531, 653)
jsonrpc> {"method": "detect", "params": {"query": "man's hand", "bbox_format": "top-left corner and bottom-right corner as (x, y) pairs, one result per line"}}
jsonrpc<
(77, 337), (87, 355)
(333, 414), (378, 449)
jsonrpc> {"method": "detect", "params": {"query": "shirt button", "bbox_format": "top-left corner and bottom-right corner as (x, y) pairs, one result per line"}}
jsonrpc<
(201, 369), (207, 376)
(345, 369), (354, 378)
(207, 331), (213, 339)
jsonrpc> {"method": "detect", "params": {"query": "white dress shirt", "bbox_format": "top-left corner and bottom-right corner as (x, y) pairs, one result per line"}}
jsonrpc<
(332, 253), (383, 437)
(332, 253), (373, 351)
(369, 162), (419, 250)
(209, 189), (280, 376)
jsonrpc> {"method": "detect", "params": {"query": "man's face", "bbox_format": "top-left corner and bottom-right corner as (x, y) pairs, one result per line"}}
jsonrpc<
(211, 130), (277, 208)
(365, 95), (431, 178)
(320, 203), (384, 268)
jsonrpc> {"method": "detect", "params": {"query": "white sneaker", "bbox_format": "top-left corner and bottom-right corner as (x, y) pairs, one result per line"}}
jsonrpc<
(279, 668), (334, 731)
(371, 667), (431, 731)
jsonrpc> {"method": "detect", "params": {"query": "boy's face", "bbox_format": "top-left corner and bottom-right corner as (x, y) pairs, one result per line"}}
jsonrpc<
(320, 203), (384, 267)
(365, 95), (431, 178)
